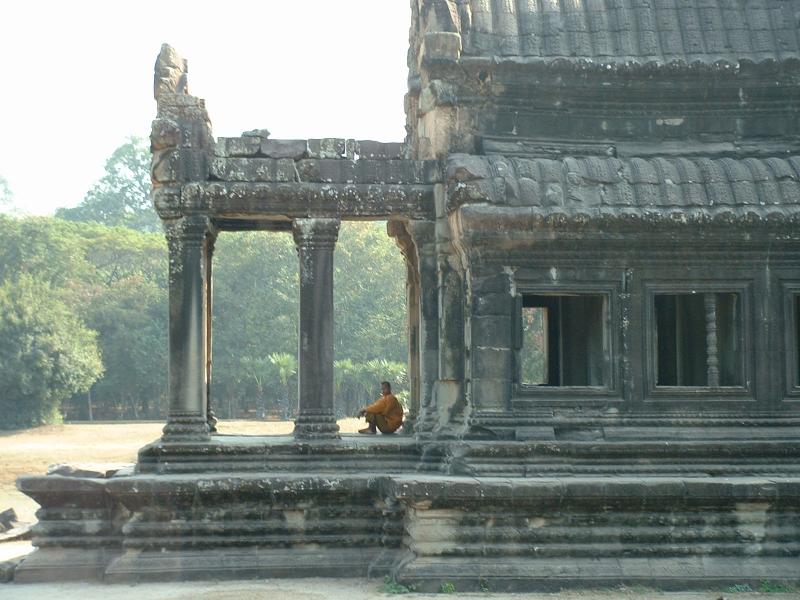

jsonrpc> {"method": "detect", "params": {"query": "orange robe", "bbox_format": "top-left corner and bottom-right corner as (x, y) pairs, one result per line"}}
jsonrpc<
(364, 393), (403, 432)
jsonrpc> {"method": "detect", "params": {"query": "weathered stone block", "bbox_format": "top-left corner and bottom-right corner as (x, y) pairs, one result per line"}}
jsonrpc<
(472, 347), (512, 379)
(150, 118), (181, 151)
(473, 292), (513, 316)
(151, 187), (181, 218)
(357, 141), (405, 160)
(471, 378), (510, 411)
(472, 316), (512, 348)
(151, 150), (181, 183)
(421, 32), (462, 62)
(355, 160), (423, 184)
(210, 157), (274, 181)
(261, 139), (307, 160)
(447, 154), (490, 183)
(317, 159), (355, 183)
(471, 272), (511, 295)
(274, 158), (299, 182)
(215, 137), (261, 158)
(308, 138), (347, 159)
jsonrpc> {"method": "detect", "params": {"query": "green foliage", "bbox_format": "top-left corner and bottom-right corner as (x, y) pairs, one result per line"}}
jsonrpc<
(0, 216), (167, 421)
(520, 306), (547, 384)
(210, 225), (408, 419)
(0, 216), (93, 288)
(334, 222), (406, 363)
(759, 580), (795, 593)
(4, 129), (410, 426)
(439, 582), (457, 594)
(382, 575), (412, 594)
(726, 581), (797, 594)
(0, 175), (13, 212)
(85, 272), (167, 419)
(726, 583), (754, 593)
(334, 358), (407, 417)
(0, 276), (103, 428)
(56, 137), (159, 232)
(1, 212), (408, 425)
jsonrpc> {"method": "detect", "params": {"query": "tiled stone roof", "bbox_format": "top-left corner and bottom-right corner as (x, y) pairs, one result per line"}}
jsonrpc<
(455, 0), (800, 64)
(447, 153), (800, 222)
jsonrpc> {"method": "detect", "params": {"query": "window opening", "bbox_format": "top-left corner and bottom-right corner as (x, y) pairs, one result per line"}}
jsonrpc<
(521, 294), (607, 386)
(654, 292), (742, 387)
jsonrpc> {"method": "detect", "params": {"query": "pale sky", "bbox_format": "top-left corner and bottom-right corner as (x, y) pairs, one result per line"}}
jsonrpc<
(0, 1), (411, 215)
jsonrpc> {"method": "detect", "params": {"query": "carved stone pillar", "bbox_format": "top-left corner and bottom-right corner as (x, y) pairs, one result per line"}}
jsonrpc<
(388, 221), (421, 434)
(163, 215), (213, 438)
(408, 221), (439, 435)
(293, 218), (341, 440)
(205, 231), (218, 432)
(705, 293), (720, 387)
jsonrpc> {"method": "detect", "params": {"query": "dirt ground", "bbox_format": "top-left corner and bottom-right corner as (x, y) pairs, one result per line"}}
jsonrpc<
(0, 419), (362, 523)
(1, 578), (798, 600)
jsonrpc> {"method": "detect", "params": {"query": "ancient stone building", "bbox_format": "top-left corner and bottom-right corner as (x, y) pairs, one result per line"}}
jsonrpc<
(17, 0), (800, 590)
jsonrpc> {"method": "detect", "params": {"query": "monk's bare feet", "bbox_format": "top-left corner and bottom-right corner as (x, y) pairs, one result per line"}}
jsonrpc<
(358, 427), (376, 434)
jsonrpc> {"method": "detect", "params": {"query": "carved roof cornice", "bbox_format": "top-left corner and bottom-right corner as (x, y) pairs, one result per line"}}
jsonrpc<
(416, 0), (800, 73)
(447, 153), (800, 228)
(427, 54), (800, 80)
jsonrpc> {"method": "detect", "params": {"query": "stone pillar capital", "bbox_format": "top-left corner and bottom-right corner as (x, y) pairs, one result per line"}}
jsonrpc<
(292, 218), (340, 250)
(164, 215), (215, 246)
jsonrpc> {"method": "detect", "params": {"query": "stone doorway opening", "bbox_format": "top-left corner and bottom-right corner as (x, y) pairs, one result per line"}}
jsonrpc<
(203, 222), (409, 436)
(210, 230), (298, 424)
(333, 221), (409, 423)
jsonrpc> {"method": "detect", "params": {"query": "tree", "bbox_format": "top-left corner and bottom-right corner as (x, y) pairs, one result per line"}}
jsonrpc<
(0, 217), (169, 421)
(56, 137), (159, 232)
(0, 276), (103, 429)
(268, 352), (297, 416)
(0, 216), (93, 288)
(0, 213), (411, 424)
(84, 273), (167, 419)
(334, 222), (407, 363)
(0, 176), (13, 214)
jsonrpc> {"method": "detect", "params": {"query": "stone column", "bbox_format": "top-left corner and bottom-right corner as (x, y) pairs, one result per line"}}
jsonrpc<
(163, 215), (212, 438)
(388, 220), (421, 434)
(205, 231), (218, 432)
(427, 195), (469, 437)
(408, 221), (439, 435)
(705, 293), (720, 387)
(293, 218), (341, 440)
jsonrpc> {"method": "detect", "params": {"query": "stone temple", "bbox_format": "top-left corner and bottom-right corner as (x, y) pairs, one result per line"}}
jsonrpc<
(16, 0), (800, 590)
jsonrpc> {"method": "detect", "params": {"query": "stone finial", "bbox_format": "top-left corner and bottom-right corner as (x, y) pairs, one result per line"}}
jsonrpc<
(154, 44), (189, 99)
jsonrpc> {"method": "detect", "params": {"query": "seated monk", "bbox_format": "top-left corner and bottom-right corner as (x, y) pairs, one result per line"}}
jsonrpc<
(358, 381), (403, 434)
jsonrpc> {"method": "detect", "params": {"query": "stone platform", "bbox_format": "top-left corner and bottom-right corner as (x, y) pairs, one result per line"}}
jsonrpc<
(14, 435), (800, 590)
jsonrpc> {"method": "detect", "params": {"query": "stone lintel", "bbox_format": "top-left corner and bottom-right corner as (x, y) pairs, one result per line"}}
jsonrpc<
(181, 182), (436, 221)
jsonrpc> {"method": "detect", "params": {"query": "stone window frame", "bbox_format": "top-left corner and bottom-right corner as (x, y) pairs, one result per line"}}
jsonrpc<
(781, 282), (800, 401)
(512, 283), (620, 401)
(643, 281), (754, 402)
